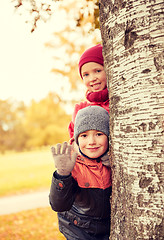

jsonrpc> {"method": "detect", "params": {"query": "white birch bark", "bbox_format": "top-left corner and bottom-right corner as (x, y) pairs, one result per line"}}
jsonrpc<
(99, 0), (164, 239)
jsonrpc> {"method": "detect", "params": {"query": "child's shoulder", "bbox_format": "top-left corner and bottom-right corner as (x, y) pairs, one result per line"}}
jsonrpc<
(75, 101), (90, 108)
(73, 101), (90, 114)
(72, 101), (89, 122)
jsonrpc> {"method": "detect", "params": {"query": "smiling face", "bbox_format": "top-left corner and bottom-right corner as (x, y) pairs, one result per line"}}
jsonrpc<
(78, 130), (108, 159)
(81, 62), (107, 92)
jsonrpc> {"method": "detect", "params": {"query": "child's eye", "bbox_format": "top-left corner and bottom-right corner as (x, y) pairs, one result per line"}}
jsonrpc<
(96, 132), (103, 136)
(96, 69), (101, 73)
(82, 73), (89, 78)
(80, 134), (87, 138)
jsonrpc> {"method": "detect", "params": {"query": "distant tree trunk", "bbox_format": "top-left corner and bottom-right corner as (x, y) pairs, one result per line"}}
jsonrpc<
(99, 0), (164, 239)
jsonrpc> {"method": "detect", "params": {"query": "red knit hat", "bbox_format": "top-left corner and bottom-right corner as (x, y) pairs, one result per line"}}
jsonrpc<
(78, 44), (104, 79)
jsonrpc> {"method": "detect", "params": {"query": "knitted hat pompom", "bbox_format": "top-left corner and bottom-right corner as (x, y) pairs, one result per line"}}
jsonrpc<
(74, 106), (109, 144)
(78, 44), (104, 79)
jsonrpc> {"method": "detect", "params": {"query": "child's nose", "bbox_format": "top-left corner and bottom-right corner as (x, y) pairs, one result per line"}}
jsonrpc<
(89, 73), (97, 82)
(88, 135), (96, 144)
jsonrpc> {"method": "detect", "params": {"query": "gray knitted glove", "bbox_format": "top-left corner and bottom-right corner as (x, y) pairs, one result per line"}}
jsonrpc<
(101, 152), (111, 167)
(51, 142), (78, 176)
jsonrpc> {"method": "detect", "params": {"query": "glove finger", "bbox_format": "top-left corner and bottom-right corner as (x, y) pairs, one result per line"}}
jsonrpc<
(56, 143), (61, 154)
(51, 146), (56, 156)
(62, 141), (68, 154)
(66, 144), (72, 155)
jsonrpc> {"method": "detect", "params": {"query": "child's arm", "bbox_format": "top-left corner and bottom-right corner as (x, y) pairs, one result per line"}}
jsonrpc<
(49, 142), (78, 212)
(68, 101), (91, 139)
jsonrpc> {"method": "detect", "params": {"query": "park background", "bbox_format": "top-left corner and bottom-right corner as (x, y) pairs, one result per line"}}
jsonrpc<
(0, 0), (99, 239)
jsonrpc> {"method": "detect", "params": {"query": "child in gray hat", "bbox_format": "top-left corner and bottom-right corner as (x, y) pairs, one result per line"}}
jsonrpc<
(49, 106), (112, 240)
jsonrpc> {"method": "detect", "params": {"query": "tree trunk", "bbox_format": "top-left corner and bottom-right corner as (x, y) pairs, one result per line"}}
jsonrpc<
(99, 0), (164, 239)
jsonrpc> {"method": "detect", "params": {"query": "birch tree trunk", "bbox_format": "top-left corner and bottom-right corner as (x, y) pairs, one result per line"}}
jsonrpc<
(99, 0), (164, 239)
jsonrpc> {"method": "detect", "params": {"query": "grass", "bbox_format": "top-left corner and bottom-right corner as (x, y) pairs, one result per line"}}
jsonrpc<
(0, 149), (54, 197)
(0, 149), (66, 240)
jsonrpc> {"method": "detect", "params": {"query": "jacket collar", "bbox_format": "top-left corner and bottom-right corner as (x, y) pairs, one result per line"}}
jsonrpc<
(86, 88), (108, 103)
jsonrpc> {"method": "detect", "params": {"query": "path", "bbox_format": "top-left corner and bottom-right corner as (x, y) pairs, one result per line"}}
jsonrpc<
(0, 190), (50, 215)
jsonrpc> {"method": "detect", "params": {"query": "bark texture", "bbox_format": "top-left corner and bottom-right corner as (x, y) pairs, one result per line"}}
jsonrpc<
(99, 0), (164, 239)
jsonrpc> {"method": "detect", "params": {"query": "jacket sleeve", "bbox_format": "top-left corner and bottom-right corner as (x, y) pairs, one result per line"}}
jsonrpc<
(68, 120), (74, 139)
(68, 101), (90, 139)
(49, 171), (78, 212)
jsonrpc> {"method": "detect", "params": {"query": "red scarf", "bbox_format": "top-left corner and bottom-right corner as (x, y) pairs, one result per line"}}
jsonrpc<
(86, 88), (108, 103)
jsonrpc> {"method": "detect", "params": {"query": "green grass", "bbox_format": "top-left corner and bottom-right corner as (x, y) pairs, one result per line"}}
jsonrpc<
(0, 148), (54, 197)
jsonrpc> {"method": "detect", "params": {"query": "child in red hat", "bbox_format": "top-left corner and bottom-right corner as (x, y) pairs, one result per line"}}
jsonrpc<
(68, 44), (109, 149)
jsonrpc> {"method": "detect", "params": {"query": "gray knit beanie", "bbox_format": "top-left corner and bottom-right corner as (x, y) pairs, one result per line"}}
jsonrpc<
(74, 106), (109, 144)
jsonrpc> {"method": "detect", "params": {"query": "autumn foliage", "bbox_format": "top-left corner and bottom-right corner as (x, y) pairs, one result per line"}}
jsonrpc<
(0, 93), (71, 153)
(0, 207), (65, 240)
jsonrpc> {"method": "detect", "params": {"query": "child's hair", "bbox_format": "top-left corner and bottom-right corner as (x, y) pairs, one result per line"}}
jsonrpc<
(74, 105), (109, 144)
(78, 44), (104, 79)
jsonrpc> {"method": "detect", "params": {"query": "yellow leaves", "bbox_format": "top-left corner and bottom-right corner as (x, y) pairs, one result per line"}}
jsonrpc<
(23, 93), (71, 148)
(0, 94), (71, 152)
(44, 0), (101, 91)
(0, 207), (65, 240)
(51, 68), (68, 76)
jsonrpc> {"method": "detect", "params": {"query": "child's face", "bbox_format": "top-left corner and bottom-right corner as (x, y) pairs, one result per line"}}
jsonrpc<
(78, 130), (108, 159)
(81, 62), (107, 92)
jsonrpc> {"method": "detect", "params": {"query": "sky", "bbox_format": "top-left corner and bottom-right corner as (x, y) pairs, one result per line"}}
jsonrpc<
(0, 0), (84, 108)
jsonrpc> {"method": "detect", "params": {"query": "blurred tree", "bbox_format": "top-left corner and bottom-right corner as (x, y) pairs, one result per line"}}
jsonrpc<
(45, 0), (100, 90)
(13, 0), (54, 32)
(13, 0), (99, 32)
(23, 92), (71, 149)
(0, 99), (27, 153)
(0, 94), (71, 152)
(12, 0), (101, 99)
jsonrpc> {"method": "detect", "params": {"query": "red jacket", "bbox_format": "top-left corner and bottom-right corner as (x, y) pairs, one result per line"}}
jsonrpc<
(72, 155), (112, 189)
(68, 88), (109, 141)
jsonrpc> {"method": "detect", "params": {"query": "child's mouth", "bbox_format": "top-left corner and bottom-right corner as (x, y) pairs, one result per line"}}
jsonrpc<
(92, 83), (101, 90)
(87, 147), (99, 152)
